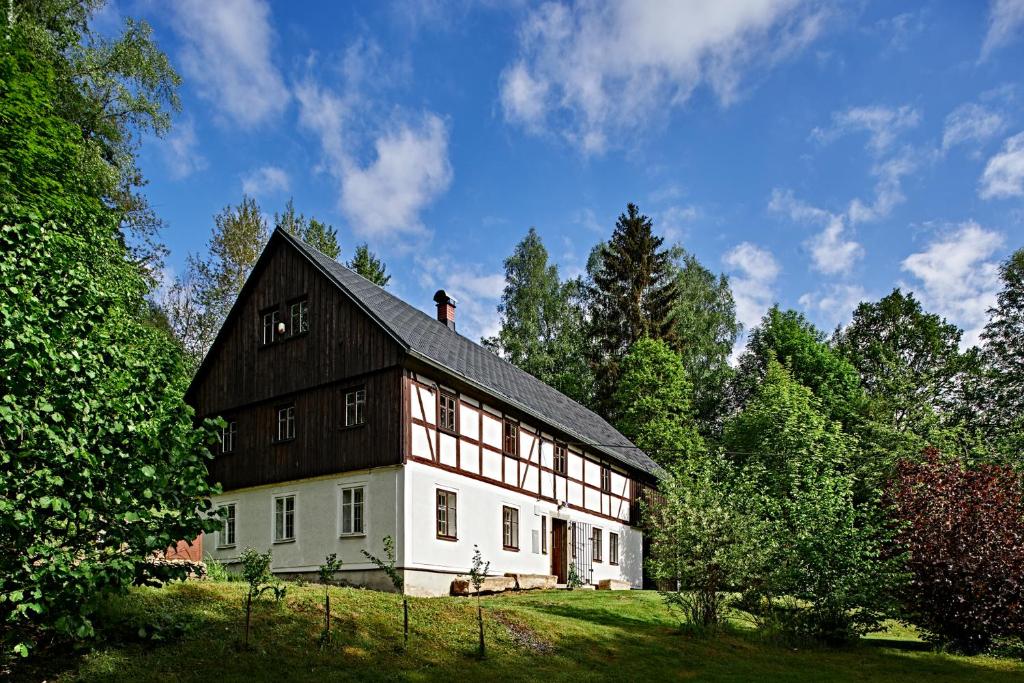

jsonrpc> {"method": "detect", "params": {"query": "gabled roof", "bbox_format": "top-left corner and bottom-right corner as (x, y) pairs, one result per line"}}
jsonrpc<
(277, 228), (661, 479)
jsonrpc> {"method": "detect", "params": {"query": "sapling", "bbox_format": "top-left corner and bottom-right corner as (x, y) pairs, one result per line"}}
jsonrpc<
(318, 553), (343, 645)
(239, 548), (286, 649)
(468, 545), (491, 658)
(362, 536), (408, 647)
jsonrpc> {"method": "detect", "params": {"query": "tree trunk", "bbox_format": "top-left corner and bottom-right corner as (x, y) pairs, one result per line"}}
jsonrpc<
(403, 597), (409, 647)
(244, 591), (252, 649)
(325, 587), (331, 634)
(477, 598), (485, 657)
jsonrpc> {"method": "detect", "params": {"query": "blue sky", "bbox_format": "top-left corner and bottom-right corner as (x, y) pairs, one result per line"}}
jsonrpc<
(116, 0), (1024, 350)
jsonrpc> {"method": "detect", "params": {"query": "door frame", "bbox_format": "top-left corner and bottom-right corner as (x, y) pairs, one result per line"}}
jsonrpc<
(551, 518), (568, 583)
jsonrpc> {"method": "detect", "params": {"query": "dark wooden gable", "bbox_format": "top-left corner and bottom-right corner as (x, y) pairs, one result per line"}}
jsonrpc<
(188, 233), (406, 490)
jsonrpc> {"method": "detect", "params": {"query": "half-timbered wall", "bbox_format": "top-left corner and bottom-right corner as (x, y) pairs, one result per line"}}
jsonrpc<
(406, 372), (635, 525)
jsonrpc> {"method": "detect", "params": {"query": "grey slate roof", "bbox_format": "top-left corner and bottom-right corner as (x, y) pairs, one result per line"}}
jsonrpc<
(279, 228), (661, 479)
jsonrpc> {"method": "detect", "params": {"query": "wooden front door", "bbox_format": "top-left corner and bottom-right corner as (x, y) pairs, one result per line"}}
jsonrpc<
(551, 518), (568, 583)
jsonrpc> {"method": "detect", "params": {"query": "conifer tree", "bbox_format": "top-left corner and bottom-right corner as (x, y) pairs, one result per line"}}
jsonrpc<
(347, 243), (392, 287)
(275, 198), (341, 260)
(980, 248), (1024, 456)
(587, 203), (678, 418)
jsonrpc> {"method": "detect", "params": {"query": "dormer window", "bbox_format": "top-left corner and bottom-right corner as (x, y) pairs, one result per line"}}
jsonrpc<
(289, 298), (308, 336)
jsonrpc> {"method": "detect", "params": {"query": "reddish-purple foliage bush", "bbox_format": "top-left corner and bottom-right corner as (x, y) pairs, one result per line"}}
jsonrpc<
(888, 448), (1024, 652)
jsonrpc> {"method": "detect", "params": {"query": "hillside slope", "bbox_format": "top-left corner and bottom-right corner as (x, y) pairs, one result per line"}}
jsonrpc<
(22, 581), (1024, 682)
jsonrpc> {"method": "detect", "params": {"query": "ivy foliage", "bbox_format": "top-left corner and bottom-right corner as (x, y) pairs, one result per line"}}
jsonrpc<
(0, 24), (220, 659)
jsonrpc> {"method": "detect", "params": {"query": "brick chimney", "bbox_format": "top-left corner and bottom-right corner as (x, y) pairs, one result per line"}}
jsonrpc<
(433, 289), (457, 331)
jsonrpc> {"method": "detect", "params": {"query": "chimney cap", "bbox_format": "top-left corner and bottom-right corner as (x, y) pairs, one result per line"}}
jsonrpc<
(433, 289), (457, 306)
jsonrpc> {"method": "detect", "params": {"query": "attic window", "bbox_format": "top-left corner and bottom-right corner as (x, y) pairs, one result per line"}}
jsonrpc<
(261, 309), (281, 345)
(503, 418), (518, 456)
(289, 298), (308, 336)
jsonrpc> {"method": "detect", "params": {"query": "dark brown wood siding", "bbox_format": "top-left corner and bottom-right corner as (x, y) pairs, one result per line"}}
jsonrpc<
(188, 237), (406, 490)
(208, 367), (403, 490)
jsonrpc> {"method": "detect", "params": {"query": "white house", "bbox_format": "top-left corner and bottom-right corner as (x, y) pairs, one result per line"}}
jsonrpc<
(187, 228), (661, 596)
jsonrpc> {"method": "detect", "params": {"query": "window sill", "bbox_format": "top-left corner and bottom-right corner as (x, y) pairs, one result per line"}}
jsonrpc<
(436, 535), (458, 542)
(216, 544), (236, 550)
(273, 437), (296, 445)
(503, 546), (520, 552)
(273, 538), (296, 545)
(609, 562), (619, 567)
(338, 532), (366, 539)
(439, 426), (458, 437)
(340, 422), (366, 430)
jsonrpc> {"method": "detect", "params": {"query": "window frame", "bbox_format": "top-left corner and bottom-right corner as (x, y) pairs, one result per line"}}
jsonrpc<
(217, 502), (237, 548)
(553, 443), (567, 475)
(261, 307), (281, 346)
(592, 527), (603, 563)
(541, 515), (547, 555)
(288, 297), (309, 337)
(339, 485), (366, 537)
(273, 494), (296, 543)
(438, 391), (458, 434)
(344, 388), (366, 427)
(503, 418), (519, 456)
(220, 419), (237, 454)
(600, 464), (612, 493)
(502, 505), (520, 551)
(609, 532), (619, 566)
(435, 488), (458, 541)
(275, 404), (296, 442)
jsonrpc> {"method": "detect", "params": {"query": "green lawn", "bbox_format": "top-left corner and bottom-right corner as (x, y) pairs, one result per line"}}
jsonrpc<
(20, 581), (1024, 682)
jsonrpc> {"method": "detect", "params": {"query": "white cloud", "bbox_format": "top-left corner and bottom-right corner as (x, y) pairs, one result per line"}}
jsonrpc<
(499, 0), (830, 153)
(769, 189), (863, 274)
(295, 73), (453, 239)
(241, 166), (290, 196)
(901, 222), (1004, 347)
(161, 118), (207, 179)
(172, 0), (289, 128)
(798, 283), (869, 330)
(847, 152), (917, 224)
(416, 254), (505, 340)
(811, 105), (920, 155)
(339, 115), (453, 238)
(722, 242), (780, 334)
(658, 204), (700, 243)
(942, 102), (1005, 151)
(981, 0), (1024, 60)
(980, 131), (1024, 199)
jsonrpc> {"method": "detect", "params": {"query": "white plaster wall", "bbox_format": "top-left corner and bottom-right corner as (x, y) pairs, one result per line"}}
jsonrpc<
(402, 460), (642, 589)
(206, 467), (403, 574)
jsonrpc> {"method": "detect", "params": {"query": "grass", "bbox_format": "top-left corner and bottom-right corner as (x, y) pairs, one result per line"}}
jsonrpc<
(17, 581), (1024, 682)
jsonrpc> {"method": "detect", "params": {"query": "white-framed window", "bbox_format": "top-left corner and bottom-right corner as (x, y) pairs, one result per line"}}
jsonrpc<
(592, 527), (603, 563)
(274, 494), (295, 542)
(609, 532), (619, 566)
(289, 299), (308, 336)
(436, 489), (457, 540)
(218, 502), (236, 547)
(340, 485), (365, 536)
(345, 389), (365, 426)
(262, 309), (280, 345)
(502, 506), (519, 550)
(276, 405), (295, 441)
(220, 420), (237, 454)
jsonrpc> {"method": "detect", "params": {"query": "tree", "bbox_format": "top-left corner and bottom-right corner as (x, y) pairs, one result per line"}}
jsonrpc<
(980, 248), (1024, 457)
(612, 338), (704, 469)
(888, 449), (1024, 652)
(14, 0), (183, 271)
(275, 198), (340, 260)
(647, 455), (772, 630)
(672, 253), (740, 436)
(468, 545), (490, 658)
(239, 548), (285, 650)
(834, 289), (975, 455)
(318, 553), (343, 645)
(164, 197), (269, 369)
(347, 243), (392, 287)
(362, 536), (408, 648)
(587, 204), (679, 417)
(0, 25), (220, 658)
(484, 228), (592, 406)
(723, 360), (899, 642)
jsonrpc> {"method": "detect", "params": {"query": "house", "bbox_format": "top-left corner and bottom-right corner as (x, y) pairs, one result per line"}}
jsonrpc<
(188, 228), (661, 596)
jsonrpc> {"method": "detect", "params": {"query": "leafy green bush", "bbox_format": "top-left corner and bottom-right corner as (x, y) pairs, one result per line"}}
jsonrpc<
(239, 548), (285, 649)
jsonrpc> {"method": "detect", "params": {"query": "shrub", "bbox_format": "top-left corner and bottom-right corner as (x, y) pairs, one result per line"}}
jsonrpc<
(468, 545), (490, 657)
(317, 553), (343, 645)
(362, 536), (408, 647)
(888, 449), (1024, 652)
(239, 548), (285, 649)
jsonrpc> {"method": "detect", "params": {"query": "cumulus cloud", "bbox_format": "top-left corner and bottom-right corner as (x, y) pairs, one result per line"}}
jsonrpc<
(161, 118), (207, 179)
(811, 104), (920, 156)
(980, 132), (1024, 199)
(499, 0), (830, 153)
(658, 204), (700, 243)
(722, 242), (780, 334)
(769, 189), (863, 275)
(847, 152), (917, 224)
(901, 222), (1004, 346)
(239, 166), (288, 197)
(798, 283), (869, 330)
(172, 0), (290, 128)
(942, 102), (1005, 152)
(981, 0), (1024, 60)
